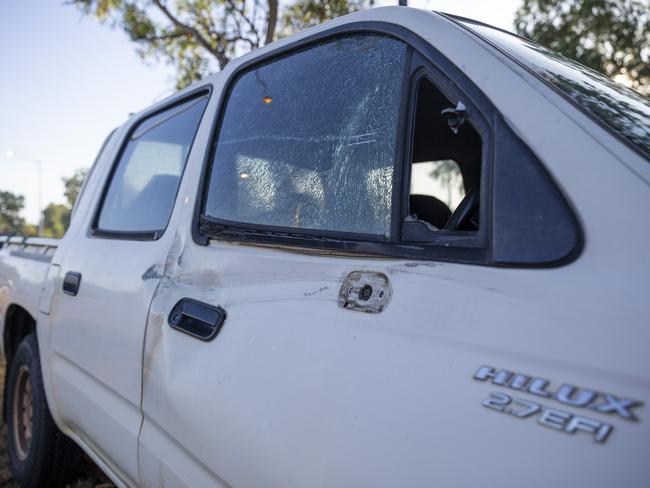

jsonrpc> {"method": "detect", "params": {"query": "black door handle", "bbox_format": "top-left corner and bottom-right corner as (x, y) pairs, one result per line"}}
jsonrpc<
(62, 271), (82, 296)
(168, 299), (226, 341)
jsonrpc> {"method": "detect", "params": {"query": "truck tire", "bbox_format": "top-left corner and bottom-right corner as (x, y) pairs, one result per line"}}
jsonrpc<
(6, 334), (82, 487)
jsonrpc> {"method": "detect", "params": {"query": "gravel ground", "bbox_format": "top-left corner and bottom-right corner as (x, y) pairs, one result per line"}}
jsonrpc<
(0, 361), (113, 488)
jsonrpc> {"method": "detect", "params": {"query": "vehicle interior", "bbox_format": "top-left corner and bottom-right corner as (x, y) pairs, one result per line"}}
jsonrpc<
(408, 76), (483, 232)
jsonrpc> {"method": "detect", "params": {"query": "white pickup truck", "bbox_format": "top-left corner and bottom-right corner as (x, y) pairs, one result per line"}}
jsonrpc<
(1, 6), (649, 488)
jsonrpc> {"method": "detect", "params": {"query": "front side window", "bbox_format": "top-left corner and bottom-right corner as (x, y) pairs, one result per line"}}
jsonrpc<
(97, 95), (209, 235)
(204, 35), (407, 238)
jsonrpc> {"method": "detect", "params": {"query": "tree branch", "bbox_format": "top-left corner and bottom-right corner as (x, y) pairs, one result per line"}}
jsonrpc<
(146, 30), (185, 43)
(265, 0), (278, 45)
(152, 0), (223, 62)
(225, 0), (261, 47)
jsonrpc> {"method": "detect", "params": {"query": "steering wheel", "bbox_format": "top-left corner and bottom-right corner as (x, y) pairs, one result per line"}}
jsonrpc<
(445, 188), (479, 231)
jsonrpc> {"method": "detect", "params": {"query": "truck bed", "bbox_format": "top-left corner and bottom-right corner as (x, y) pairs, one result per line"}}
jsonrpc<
(0, 235), (60, 358)
(0, 235), (59, 261)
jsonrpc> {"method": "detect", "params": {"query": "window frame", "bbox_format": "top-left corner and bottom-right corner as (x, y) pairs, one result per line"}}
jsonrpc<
(91, 86), (212, 241)
(194, 21), (581, 267)
(398, 54), (492, 249)
(72, 128), (116, 222)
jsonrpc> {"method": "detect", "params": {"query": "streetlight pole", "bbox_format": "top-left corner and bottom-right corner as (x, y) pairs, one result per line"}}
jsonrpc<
(5, 150), (44, 236)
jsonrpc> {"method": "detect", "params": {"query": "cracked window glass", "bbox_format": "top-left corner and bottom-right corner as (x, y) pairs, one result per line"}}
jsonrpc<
(204, 35), (407, 237)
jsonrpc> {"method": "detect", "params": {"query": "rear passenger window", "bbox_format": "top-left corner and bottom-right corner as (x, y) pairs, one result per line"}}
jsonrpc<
(96, 95), (209, 236)
(204, 35), (407, 238)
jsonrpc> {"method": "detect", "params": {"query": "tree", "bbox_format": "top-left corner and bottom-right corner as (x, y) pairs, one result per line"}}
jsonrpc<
(1, 170), (88, 238)
(42, 204), (71, 238)
(72, 0), (370, 89)
(429, 160), (463, 208)
(0, 191), (26, 234)
(515, 0), (650, 94)
(281, 0), (370, 34)
(63, 168), (89, 208)
(40, 169), (89, 238)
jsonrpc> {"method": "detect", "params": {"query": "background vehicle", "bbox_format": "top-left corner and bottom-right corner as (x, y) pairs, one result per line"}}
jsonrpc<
(1, 6), (649, 487)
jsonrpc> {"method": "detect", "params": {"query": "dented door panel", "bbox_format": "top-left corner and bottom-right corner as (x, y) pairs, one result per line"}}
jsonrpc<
(138, 233), (650, 487)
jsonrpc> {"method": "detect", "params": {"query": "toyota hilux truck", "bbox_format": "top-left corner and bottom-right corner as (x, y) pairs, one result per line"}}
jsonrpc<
(1, 6), (649, 488)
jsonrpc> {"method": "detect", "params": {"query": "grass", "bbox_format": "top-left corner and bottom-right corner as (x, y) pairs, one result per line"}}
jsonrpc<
(0, 361), (113, 488)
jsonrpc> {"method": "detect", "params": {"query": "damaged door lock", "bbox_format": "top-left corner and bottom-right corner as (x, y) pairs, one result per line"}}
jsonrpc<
(358, 284), (373, 301)
(338, 271), (392, 313)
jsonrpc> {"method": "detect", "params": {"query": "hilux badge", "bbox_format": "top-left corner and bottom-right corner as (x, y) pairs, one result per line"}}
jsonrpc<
(474, 365), (643, 443)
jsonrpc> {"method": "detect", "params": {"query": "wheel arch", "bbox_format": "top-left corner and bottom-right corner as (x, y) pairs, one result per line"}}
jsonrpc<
(3, 304), (36, 423)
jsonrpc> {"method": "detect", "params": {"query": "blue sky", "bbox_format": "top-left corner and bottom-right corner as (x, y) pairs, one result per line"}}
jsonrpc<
(0, 0), (519, 223)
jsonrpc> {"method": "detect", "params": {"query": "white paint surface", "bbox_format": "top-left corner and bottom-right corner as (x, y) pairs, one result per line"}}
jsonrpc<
(0, 7), (648, 488)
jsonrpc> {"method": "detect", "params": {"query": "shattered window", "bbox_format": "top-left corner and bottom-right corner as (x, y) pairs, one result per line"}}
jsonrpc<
(204, 35), (407, 237)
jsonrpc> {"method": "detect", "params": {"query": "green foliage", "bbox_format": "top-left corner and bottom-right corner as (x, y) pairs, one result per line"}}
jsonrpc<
(40, 168), (89, 238)
(0, 167), (88, 237)
(0, 191), (26, 234)
(515, 0), (650, 94)
(71, 0), (371, 89)
(63, 168), (89, 208)
(281, 0), (369, 34)
(21, 224), (39, 237)
(42, 204), (71, 238)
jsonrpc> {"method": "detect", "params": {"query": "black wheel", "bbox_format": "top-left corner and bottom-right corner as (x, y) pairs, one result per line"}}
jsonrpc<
(6, 334), (83, 487)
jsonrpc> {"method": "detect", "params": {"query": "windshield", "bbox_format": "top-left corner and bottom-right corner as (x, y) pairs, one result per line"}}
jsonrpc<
(455, 18), (650, 159)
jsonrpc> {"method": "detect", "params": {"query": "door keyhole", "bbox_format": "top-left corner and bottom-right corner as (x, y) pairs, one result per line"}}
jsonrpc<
(358, 285), (373, 301)
(338, 271), (391, 313)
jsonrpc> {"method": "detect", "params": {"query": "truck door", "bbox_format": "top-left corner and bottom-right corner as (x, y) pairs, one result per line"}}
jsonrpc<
(46, 92), (209, 486)
(138, 24), (647, 488)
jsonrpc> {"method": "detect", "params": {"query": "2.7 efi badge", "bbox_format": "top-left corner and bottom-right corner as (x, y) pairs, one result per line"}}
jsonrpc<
(474, 365), (643, 443)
